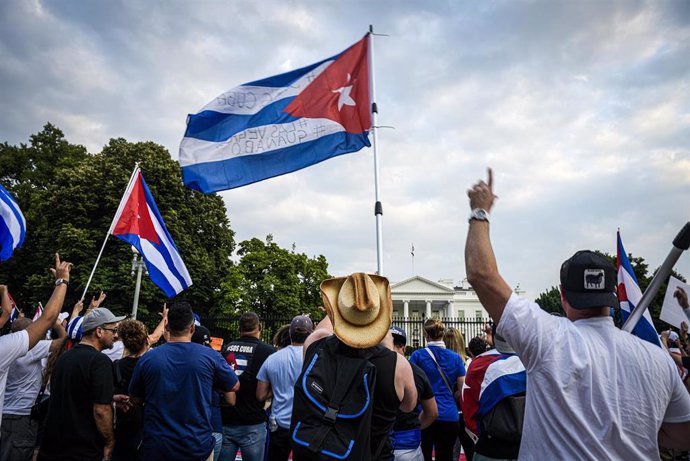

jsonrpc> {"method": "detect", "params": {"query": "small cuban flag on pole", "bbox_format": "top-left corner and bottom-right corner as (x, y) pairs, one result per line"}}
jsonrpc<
(0, 183), (26, 261)
(81, 166), (192, 300)
(616, 230), (661, 347)
(179, 34), (372, 193)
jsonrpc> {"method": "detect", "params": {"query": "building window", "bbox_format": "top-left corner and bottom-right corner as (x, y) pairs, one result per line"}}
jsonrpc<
(457, 310), (465, 319)
(411, 311), (420, 319)
(392, 310), (399, 318)
(434, 310), (443, 318)
(475, 310), (483, 319)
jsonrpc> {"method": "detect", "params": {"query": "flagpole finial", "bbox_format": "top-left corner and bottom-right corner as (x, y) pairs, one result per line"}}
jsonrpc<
(369, 24), (374, 33)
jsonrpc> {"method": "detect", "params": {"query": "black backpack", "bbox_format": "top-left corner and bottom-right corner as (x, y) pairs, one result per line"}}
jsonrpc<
(290, 335), (377, 461)
(479, 392), (526, 444)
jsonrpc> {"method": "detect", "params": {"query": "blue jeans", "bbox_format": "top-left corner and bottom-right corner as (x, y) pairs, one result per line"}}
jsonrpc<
(212, 432), (223, 461)
(220, 423), (267, 461)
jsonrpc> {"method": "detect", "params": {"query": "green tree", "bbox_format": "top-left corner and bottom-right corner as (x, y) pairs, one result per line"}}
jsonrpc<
(221, 235), (330, 318)
(535, 286), (564, 316)
(0, 125), (235, 316)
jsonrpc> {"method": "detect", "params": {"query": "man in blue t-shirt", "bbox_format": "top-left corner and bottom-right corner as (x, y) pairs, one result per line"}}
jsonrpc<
(129, 302), (239, 461)
(256, 315), (314, 461)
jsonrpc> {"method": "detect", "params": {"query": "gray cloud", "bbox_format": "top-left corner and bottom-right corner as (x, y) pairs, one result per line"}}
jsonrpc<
(0, 0), (688, 300)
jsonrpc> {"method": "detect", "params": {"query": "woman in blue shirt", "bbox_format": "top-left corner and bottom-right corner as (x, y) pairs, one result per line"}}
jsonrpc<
(410, 319), (466, 461)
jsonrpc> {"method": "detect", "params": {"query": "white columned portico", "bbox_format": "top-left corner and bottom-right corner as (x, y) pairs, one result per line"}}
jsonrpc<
(425, 300), (432, 318)
(403, 300), (409, 318)
(447, 300), (455, 318)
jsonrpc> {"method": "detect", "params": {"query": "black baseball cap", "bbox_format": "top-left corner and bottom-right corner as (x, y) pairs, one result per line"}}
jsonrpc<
(191, 325), (211, 347)
(560, 250), (617, 310)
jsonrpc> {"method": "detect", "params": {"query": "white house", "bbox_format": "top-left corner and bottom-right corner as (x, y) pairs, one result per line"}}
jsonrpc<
(391, 275), (525, 320)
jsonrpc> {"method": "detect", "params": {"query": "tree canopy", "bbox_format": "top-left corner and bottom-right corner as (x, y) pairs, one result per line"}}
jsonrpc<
(0, 124), (330, 319)
(220, 235), (330, 319)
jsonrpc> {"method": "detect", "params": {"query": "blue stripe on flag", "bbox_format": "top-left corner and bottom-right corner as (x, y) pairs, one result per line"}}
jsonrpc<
(182, 130), (370, 192)
(0, 183), (26, 261)
(617, 232), (661, 347)
(244, 56), (333, 87)
(477, 370), (527, 417)
(184, 98), (297, 142)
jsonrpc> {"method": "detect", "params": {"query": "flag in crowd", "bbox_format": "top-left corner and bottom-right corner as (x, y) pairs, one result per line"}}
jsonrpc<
(616, 231), (662, 347)
(32, 302), (43, 322)
(8, 291), (19, 324)
(111, 169), (192, 298)
(179, 34), (372, 193)
(0, 183), (26, 261)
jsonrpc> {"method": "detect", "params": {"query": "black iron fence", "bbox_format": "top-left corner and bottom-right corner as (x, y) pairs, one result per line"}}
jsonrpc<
(136, 313), (491, 352)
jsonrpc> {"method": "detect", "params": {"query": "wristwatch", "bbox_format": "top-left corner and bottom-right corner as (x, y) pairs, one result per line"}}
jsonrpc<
(55, 278), (69, 287)
(469, 208), (490, 223)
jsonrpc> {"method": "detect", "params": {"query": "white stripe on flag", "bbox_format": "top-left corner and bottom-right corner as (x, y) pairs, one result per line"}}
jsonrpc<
(618, 267), (655, 324)
(179, 117), (346, 166)
(198, 61), (332, 115)
(147, 205), (192, 287)
(0, 198), (23, 247)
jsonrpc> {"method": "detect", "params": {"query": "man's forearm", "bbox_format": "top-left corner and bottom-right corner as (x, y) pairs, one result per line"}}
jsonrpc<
(93, 404), (115, 448)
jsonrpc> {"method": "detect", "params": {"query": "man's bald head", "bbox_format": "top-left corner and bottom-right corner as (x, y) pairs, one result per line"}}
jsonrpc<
(11, 317), (32, 332)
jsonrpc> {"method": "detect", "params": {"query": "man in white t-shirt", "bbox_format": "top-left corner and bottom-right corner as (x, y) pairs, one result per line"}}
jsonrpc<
(1, 318), (68, 460)
(0, 254), (72, 429)
(464, 169), (690, 460)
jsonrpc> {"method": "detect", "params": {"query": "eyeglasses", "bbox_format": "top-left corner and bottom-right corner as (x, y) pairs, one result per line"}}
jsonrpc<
(100, 327), (118, 333)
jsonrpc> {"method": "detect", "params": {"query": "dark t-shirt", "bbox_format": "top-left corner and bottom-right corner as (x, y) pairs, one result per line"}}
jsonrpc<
(129, 342), (238, 461)
(39, 344), (114, 461)
(369, 345), (401, 461)
(221, 336), (275, 426)
(113, 357), (143, 445)
(393, 362), (434, 432)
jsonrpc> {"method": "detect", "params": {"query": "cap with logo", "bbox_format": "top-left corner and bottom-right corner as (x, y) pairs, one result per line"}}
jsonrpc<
(390, 326), (407, 345)
(560, 250), (617, 310)
(192, 325), (212, 346)
(81, 308), (127, 333)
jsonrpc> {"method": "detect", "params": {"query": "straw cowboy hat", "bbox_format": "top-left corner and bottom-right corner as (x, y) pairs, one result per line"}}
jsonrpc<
(320, 272), (392, 349)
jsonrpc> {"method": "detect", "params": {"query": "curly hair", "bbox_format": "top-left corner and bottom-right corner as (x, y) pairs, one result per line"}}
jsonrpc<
(424, 318), (445, 341)
(118, 319), (149, 354)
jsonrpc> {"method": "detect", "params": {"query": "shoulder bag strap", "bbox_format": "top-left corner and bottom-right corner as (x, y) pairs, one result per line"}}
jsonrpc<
(425, 347), (454, 394)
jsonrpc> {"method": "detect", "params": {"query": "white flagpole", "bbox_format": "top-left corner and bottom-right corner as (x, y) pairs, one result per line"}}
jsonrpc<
(80, 164), (141, 301)
(369, 25), (384, 276)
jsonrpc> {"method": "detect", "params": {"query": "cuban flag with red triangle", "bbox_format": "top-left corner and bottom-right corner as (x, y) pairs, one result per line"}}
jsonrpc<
(111, 169), (192, 297)
(616, 231), (661, 347)
(179, 34), (371, 193)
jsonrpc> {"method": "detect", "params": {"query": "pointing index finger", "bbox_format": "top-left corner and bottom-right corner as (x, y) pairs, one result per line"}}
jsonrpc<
(487, 168), (493, 190)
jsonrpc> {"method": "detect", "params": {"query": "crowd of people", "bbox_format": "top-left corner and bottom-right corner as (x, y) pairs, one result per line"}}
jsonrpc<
(0, 169), (689, 461)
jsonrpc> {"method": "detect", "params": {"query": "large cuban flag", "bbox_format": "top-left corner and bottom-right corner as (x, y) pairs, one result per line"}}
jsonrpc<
(111, 169), (192, 298)
(0, 183), (26, 261)
(617, 231), (661, 347)
(180, 34), (372, 193)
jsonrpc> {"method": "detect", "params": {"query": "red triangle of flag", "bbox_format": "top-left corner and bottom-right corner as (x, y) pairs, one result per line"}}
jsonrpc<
(284, 35), (371, 134)
(112, 172), (160, 244)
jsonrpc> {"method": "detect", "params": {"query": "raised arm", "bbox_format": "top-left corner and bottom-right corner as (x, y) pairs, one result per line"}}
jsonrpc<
(148, 303), (168, 345)
(464, 168), (513, 325)
(25, 254), (72, 349)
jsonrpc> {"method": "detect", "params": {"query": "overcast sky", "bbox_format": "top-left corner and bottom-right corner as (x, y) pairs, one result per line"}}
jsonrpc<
(1, 0), (688, 298)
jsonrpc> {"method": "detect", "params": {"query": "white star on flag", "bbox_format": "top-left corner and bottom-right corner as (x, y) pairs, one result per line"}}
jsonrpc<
(332, 73), (356, 111)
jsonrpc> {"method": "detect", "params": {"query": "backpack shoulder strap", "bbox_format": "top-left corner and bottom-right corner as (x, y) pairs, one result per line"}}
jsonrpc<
(425, 347), (454, 394)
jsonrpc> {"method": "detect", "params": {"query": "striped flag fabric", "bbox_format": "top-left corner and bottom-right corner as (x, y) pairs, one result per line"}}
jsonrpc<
(8, 292), (19, 324)
(32, 302), (43, 321)
(111, 169), (192, 298)
(179, 34), (371, 193)
(0, 183), (26, 261)
(616, 231), (661, 347)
